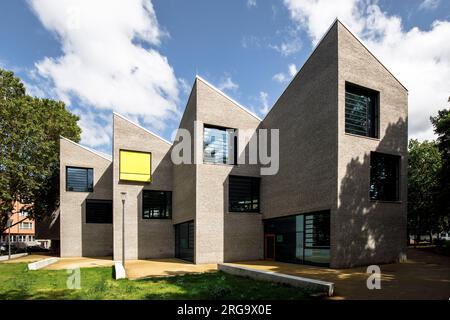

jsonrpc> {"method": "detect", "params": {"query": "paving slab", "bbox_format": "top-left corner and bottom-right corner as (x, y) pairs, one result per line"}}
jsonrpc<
(43, 256), (114, 270)
(231, 248), (450, 300)
(124, 258), (217, 279)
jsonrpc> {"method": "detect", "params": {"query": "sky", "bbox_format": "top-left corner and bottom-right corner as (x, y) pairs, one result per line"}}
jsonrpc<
(0, 0), (449, 154)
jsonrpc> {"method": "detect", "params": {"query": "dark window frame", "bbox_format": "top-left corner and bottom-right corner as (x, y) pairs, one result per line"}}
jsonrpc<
(228, 175), (260, 213)
(142, 190), (172, 219)
(345, 82), (380, 139)
(203, 124), (238, 165)
(66, 166), (94, 192)
(370, 151), (401, 202)
(86, 199), (112, 224)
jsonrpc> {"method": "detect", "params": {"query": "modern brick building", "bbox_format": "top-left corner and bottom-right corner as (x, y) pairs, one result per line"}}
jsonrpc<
(58, 20), (408, 268)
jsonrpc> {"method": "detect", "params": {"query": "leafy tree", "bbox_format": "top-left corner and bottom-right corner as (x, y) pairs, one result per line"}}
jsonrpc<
(0, 69), (81, 234)
(407, 139), (442, 242)
(431, 105), (450, 232)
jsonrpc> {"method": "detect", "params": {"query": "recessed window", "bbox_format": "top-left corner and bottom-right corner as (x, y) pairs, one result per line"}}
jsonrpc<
(86, 200), (112, 224)
(345, 83), (379, 138)
(203, 125), (237, 165)
(19, 222), (33, 230)
(66, 167), (93, 192)
(229, 175), (260, 213)
(142, 190), (172, 219)
(119, 150), (151, 183)
(370, 152), (400, 201)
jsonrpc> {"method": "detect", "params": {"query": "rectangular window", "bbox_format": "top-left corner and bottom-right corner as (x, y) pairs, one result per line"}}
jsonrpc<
(229, 175), (260, 213)
(86, 200), (113, 224)
(203, 125), (237, 165)
(119, 150), (151, 182)
(19, 222), (33, 230)
(370, 152), (400, 201)
(19, 209), (28, 217)
(142, 190), (172, 219)
(345, 83), (379, 138)
(66, 167), (93, 192)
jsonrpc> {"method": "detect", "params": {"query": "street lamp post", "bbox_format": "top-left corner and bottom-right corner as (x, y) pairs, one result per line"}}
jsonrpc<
(120, 192), (127, 267)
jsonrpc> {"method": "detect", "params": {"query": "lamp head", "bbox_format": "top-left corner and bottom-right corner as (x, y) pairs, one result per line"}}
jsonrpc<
(120, 192), (127, 202)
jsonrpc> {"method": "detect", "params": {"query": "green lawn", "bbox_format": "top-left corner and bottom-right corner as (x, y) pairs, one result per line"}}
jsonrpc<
(0, 263), (312, 300)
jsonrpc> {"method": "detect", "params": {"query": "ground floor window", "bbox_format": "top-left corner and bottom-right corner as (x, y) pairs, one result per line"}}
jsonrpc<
(175, 221), (194, 262)
(86, 199), (113, 223)
(264, 210), (330, 266)
(142, 190), (172, 219)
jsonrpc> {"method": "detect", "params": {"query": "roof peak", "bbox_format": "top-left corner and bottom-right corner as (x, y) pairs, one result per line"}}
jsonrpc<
(113, 112), (173, 145)
(195, 75), (262, 122)
(60, 136), (112, 161)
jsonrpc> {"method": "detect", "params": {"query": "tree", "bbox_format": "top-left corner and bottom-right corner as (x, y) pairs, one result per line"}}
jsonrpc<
(0, 69), (81, 234)
(407, 139), (442, 242)
(430, 105), (450, 232)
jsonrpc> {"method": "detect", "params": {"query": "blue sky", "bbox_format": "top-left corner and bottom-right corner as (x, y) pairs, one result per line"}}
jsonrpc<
(1, 0), (449, 154)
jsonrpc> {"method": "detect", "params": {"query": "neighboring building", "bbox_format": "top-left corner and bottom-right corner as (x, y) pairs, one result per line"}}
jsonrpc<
(58, 20), (408, 268)
(1, 202), (36, 246)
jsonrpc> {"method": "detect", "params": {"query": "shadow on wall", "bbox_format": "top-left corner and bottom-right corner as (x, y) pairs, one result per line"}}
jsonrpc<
(136, 151), (175, 260)
(334, 118), (407, 268)
(222, 130), (264, 262)
(81, 163), (114, 257)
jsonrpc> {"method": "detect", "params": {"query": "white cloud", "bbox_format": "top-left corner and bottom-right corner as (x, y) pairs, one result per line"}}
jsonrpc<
(288, 63), (298, 76)
(178, 78), (192, 95)
(76, 109), (112, 149)
(269, 38), (302, 56)
(28, 0), (180, 147)
(283, 0), (450, 140)
(218, 76), (239, 92)
(247, 0), (257, 8)
(273, 73), (287, 83)
(419, 0), (441, 10)
(273, 64), (298, 83)
(259, 91), (270, 115)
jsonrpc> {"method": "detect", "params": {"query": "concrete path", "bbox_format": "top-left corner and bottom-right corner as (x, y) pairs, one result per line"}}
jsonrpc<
(232, 248), (450, 300)
(124, 258), (217, 279)
(43, 256), (114, 270)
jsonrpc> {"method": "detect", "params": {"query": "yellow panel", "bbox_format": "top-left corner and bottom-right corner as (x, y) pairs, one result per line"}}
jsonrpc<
(119, 150), (151, 182)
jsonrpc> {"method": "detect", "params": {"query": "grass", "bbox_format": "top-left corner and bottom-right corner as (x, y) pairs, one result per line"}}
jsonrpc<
(0, 263), (313, 300)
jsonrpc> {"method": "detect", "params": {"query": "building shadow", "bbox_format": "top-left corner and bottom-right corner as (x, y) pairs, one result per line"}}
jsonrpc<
(333, 118), (407, 268)
(81, 163), (114, 257)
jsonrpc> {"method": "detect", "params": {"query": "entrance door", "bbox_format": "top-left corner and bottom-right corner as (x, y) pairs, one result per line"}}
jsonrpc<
(265, 234), (275, 260)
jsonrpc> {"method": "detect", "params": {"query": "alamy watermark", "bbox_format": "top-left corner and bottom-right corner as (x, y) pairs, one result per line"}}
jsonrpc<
(66, 267), (81, 289)
(366, 265), (381, 290)
(171, 122), (279, 175)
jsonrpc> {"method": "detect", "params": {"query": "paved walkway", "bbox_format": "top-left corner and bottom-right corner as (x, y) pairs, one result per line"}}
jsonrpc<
(232, 248), (450, 300)
(125, 258), (217, 279)
(44, 256), (114, 270)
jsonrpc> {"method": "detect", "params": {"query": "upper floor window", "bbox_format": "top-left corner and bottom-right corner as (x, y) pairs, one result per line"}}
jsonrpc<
(19, 209), (28, 217)
(142, 190), (172, 219)
(370, 152), (400, 201)
(345, 83), (379, 138)
(203, 125), (237, 165)
(19, 222), (33, 230)
(229, 175), (260, 213)
(66, 167), (93, 192)
(119, 150), (151, 183)
(86, 200), (113, 224)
